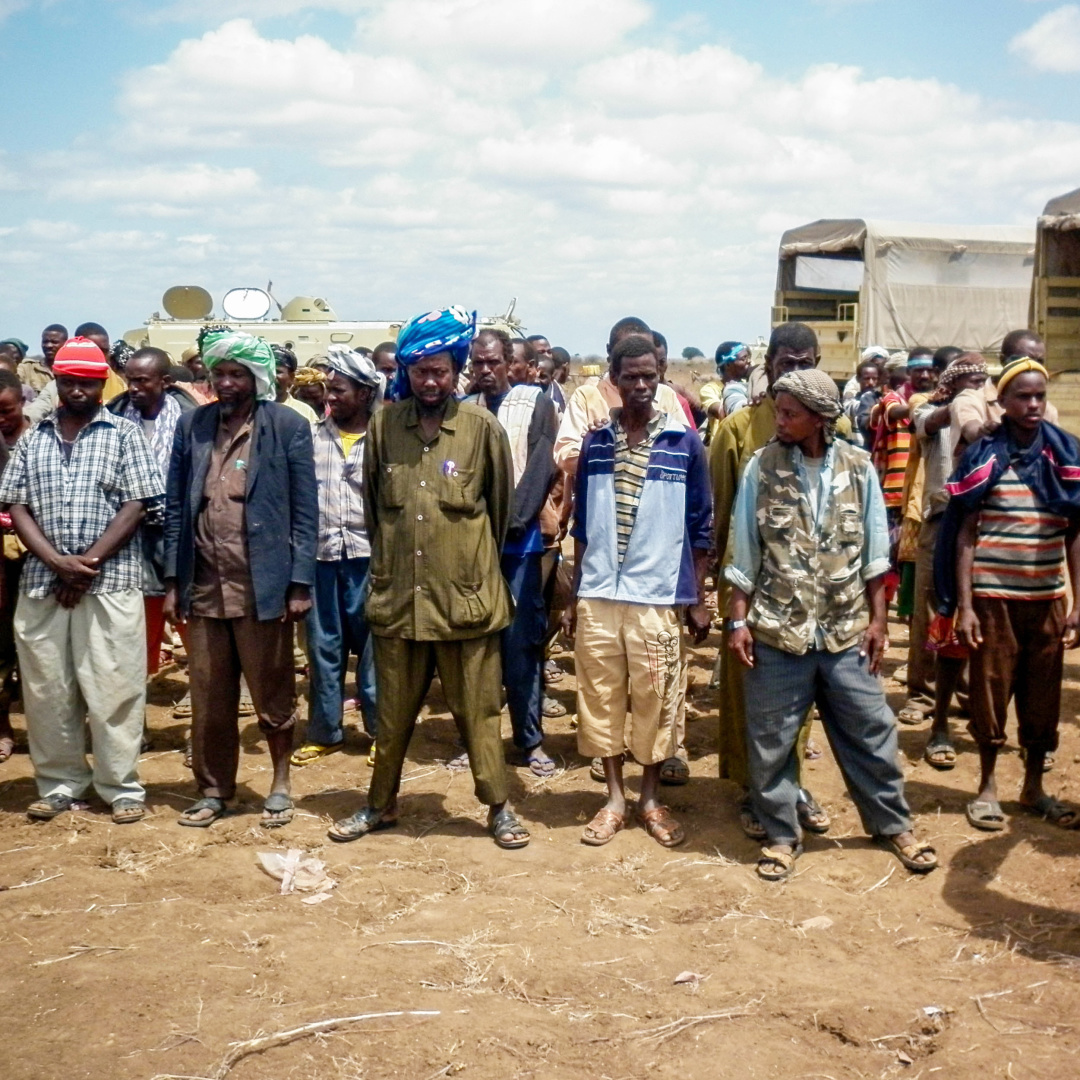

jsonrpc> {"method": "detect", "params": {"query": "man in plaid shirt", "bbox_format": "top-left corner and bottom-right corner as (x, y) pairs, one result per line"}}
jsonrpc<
(0, 337), (164, 824)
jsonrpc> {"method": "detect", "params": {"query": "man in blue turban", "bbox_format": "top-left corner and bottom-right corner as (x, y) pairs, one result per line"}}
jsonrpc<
(327, 307), (532, 850)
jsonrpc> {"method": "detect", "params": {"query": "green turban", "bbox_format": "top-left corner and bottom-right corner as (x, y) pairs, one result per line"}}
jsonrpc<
(200, 330), (277, 402)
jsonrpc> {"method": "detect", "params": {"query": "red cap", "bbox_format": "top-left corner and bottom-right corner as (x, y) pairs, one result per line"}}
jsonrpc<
(52, 337), (110, 379)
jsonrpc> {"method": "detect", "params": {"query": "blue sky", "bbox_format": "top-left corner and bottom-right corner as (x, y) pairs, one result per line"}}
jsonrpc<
(1, 0), (1079, 355)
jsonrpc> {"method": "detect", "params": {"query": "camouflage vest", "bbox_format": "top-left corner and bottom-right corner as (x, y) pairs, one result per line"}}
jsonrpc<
(747, 439), (870, 655)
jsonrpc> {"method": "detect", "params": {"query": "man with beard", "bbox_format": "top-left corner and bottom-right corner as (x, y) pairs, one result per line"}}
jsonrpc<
(163, 330), (317, 828)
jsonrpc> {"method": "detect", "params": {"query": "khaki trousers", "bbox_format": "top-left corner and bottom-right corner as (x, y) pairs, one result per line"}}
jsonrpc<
(368, 634), (509, 810)
(574, 598), (682, 766)
(904, 516), (940, 710)
(14, 589), (146, 805)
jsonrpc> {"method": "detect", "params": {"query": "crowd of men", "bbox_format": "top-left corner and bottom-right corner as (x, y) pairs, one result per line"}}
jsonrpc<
(0, 308), (1076, 880)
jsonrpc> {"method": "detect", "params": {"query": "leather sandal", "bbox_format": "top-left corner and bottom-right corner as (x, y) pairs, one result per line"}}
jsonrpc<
(581, 806), (628, 846)
(489, 806), (530, 849)
(111, 799), (146, 825)
(178, 797), (227, 828)
(637, 804), (685, 848)
(327, 805), (397, 843)
(757, 844), (801, 881)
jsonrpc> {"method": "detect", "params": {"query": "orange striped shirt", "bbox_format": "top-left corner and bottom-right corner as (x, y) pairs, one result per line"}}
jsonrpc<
(872, 391), (911, 509)
(972, 467), (1068, 600)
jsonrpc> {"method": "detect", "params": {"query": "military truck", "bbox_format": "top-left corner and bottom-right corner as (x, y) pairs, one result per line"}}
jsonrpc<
(123, 286), (525, 363)
(1030, 187), (1080, 435)
(772, 219), (1035, 379)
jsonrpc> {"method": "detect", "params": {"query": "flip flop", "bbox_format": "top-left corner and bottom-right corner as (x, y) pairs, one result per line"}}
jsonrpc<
(796, 789), (831, 834)
(182, 734), (193, 770)
(489, 806), (530, 849)
(172, 694), (193, 719)
(738, 799), (767, 841)
(637, 804), (685, 848)
(803, 738), (823, 761)
(876, 835), (938, 873)
(923, 736), (957, 770)
(523, 747), (557, 777)
(1019, 748), (1056, 774)
(1020, 794), (1080, 829)
(966, 799), (1007, 832)
(543, 660), (564, 684)
(27, 793), (86, 821)
(757, 844), (801, 881)
(445, 748), (470, 771)
(289, 742), (344, 767)
(111, 798), (146, 825)
(260, 792), (294, 829)
(659, 757), (690, 786)
(178, 796), (228, 828)
(541, 696), (567, 718)
(897, 705), (929, 726)
(581, 806), (628, 846)
(0, 735), (15, 763)
(327, 805), (397, 842)
(366, 741), (377, 767)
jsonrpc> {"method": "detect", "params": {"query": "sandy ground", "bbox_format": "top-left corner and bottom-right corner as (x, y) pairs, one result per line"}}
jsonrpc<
(2, 622), (1080, 1080)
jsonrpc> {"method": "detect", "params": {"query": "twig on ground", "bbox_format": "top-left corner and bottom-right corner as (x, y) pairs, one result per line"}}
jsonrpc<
(212, 1010), (441, 1078)
(32, 943), (135, 966)
(627, 1001), (760, 1044)
(862, 866), (895, 894)
(0, 871), (62, 892)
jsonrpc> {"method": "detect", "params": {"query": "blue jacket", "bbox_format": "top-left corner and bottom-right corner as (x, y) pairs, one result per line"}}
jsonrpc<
(573, 414), (711, 606)
(164, 400), (318, 621)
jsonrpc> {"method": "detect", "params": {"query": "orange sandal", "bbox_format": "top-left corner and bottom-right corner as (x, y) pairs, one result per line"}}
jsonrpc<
(637, 804), (685, 848)
(582, 806), (628, 846)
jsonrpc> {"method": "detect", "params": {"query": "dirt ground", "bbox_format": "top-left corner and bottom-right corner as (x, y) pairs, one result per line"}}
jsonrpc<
(2, 622), (1080, 1080)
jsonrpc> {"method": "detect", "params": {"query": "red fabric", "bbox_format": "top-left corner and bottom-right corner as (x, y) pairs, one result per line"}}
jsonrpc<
(52, 336), (109, 379)
(144, 596), (190, 676)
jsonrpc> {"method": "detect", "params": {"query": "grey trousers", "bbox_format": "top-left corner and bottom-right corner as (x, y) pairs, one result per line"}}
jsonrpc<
(743, 641), (911, 846)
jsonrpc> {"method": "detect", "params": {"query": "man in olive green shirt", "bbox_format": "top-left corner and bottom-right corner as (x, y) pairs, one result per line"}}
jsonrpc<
(327, 306), (530, 849)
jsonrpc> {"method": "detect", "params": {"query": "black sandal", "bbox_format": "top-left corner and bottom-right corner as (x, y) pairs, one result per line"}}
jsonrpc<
(27, 793), (82, 821)
(489, 806), (530, 849)
(178, 797), (227, 828)
(327, 805), (397, 843)
(260, 792), (294, 829)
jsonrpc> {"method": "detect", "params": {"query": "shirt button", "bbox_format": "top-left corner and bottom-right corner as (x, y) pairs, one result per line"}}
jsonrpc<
(416, 550), (422, 557)
(420, 480), (427, 487)
(417, 514), (423, 521)
(423, 446), (430, 453)
(415, 585), (421, 592)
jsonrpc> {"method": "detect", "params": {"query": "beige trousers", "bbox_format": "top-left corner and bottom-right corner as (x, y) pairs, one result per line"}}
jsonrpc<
(575, 597), (683, 766)
(14, 589), (146, 805)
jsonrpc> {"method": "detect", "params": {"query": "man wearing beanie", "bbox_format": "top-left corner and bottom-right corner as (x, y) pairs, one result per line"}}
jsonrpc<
(725, 367), (936, 881)
(0, 337), (164, 823)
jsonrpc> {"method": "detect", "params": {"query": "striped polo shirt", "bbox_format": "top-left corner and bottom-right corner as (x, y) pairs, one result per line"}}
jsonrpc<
(972, 466), (1068, 600)
(613, 411), (664, 562)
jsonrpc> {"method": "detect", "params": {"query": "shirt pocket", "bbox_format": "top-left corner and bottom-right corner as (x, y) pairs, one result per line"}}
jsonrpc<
(379, 464), (408, 509)
(447, 579), (491, 629)
(437, 468), (477, 514)
(760, 501), (796, 539)
(365, 572), (396, 626)
(837, 507), (862, 542)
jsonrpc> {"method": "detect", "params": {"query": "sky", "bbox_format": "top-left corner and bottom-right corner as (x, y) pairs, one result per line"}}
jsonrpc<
(1, 0), (1079, 357)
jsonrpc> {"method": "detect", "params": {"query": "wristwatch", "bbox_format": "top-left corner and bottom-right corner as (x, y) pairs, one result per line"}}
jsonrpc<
(727, 619), (747, 631)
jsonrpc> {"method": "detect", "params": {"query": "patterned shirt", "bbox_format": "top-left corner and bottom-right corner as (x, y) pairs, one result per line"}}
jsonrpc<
(972, 466), (1069, 601)
(313, 416), (370, 561)
(613, 409), (665, 562)
(0, 408), (164, 597)
(871, 389), (911, 509)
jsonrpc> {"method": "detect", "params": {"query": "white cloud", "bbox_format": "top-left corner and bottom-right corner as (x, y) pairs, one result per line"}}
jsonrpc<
(6, 0), (1080, 351)
(1010, 4), (1080, 72)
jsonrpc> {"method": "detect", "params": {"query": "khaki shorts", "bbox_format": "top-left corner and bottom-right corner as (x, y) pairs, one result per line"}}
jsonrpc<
(574, 597), (683, 765)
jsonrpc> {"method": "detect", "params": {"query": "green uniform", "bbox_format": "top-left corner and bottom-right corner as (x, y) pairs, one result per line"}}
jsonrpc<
(363, 396), (514, 810)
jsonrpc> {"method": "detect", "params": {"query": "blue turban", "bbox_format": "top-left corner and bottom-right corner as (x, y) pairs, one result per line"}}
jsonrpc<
(393, 306), (475, 400)
(716, 342), (748, 371)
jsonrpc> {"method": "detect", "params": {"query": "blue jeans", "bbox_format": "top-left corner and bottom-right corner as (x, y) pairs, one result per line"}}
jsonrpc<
(743, 641), (911, 847)
(305, 557), (376, 744)
(501, 552), (546, 751)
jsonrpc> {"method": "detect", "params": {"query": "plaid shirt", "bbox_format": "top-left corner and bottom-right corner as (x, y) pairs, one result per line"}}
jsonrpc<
(0, 408), (165, 597)
(313, 416), (370, 561)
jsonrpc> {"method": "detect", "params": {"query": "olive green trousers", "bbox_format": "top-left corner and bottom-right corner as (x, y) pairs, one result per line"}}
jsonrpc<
(368, 634), (509, 811)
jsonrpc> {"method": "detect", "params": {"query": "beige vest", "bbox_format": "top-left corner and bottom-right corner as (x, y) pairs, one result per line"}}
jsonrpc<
(748, 439), (870, 655)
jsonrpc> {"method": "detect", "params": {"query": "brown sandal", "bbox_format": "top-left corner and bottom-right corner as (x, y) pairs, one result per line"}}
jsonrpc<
(582, 806), (628, 846)
(637, 804), (685, 848)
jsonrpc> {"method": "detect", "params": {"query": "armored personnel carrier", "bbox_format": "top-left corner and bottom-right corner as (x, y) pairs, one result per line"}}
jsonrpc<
(123, 286), (525, 363)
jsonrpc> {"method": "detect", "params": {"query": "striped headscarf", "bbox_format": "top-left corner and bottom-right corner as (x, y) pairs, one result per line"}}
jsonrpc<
(928, 353), (986, 403)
